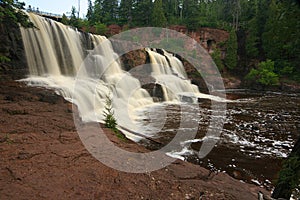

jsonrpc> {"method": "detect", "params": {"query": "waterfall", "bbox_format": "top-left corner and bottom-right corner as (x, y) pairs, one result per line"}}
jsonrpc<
(146, 48), (228, 103)
(19, 13), (224, 140)
(20, 13), (154, 140)
(146, 48), (201, 102)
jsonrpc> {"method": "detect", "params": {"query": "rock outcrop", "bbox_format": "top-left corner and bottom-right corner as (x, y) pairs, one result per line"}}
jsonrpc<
(0, 23), (28, 80)
(0, 81), (271, 200)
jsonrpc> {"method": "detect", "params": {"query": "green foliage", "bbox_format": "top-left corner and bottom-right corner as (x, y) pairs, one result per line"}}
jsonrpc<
(246, 59), (279, 86)
(132, 0), (153, 27)
(69, 6), (79, 28)
(151, 0), (167, 27)
(245, 19), (259, 58)
(103, 94), (117, 129)
(273, 155), (300, 199)
(86, 0), (93, 21)
(0, 0), (33, 28)
(162, 0), (180, 25)
(182, 0), (201, 30)
(101, 0), (119, 25)
(280, 66), (294, 76)
(92, 0), (103, 25)
(224, 29), (238, 70)
(103, 94), (126, 140)
(0, 55), (11, 63)
(155, 38), (184, 52)
(94, 22), (107, 35)
(78, 19), (91, 32)
(211, 48), (224, 71)
(61, 14), (69, 25)
(278, 156), (300, 189)
(119, 0), (134, 26)
(262, 0), (300, 81)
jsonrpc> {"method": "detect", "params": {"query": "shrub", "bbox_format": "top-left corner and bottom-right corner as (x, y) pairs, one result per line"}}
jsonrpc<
(246, 59), (279, 86)
(95, 22), (107, 35)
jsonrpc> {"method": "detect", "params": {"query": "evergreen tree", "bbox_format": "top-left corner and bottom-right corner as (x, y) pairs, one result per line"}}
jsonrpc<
(61, 14), (69, 25)
(69, 6), (79, 28)
(132, 0), (153, 26)
(93, 0), (104, 24)
(151, 0), (167, 27)
(162, 0), (180, 25)
(86, 0), (94, 22)
(182, 0), (200, 30)
(198, 0), (223, 27)
(224, 29), (238, 70)
(101, 0), (118, 24)
(262, 0), (300, 80)
(119, 0), (134, 25)
(243, 0), (267, 60)
(219, 0), (241, 29)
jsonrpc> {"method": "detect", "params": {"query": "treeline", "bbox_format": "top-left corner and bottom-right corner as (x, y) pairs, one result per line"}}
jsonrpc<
(67, 0), (247, 30)
(63, 0), (300, 86)
(1, 0), (299, 86)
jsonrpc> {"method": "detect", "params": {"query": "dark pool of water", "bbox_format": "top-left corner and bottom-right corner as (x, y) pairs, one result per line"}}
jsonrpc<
(138, 90), (300, 190)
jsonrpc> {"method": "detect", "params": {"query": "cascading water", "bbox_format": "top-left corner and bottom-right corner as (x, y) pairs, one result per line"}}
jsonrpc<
(16, 14), (300, 188)
(146, 48), (227, 103)
(19, 13), (222, 141)
(20, 13), (154, 140)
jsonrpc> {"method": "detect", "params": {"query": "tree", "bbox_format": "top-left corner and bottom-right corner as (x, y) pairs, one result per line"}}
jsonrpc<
(272, 138), (300, 199)
(86, 0), (94, 22)
(151, 0), (167, 27)
(182, 0), (200, 30)
(132, 0), (153, 26)
(61, 14), (69, 25)
(212, 48), (224, 71)
(0, 0), (33, 64)
(218, 0), (241, 30)
(103, 95), (117, 129)
(94, 22), (107, 35)
(119, 0), (134, 26)
(224, 29), (238, 70)
(162, 0), (180, 25)
(103, 94), (125, 140)
(232, 0), (241, 30)
(246, 59), (279, 86)
(92, 0), (103, 25)
(101, 0), (118, 24)
(69, 6), (79, 28)
(262, 0), (300, 81)
(0, 0), (33, 28)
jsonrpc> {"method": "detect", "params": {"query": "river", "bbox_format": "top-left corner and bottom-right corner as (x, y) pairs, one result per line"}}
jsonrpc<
(137, 90), (300, 190)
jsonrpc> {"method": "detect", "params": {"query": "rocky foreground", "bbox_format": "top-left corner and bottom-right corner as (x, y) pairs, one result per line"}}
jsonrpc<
(0, 81), (271, 200)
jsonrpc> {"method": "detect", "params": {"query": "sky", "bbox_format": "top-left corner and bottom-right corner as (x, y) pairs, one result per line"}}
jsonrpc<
(22, 0), (88, 17)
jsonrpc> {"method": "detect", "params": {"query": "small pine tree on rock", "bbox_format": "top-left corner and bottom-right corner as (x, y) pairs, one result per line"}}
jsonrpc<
(103, 94), (117, 130)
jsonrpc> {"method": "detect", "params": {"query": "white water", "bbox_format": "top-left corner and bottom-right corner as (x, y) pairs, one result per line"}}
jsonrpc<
(20, 13), (223, 140)
(20, 13), (155, 140)
(146, 48), (228, 103)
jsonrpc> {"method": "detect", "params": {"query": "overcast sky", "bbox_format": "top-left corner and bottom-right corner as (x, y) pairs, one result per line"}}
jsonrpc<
(22, 0), (88, 17)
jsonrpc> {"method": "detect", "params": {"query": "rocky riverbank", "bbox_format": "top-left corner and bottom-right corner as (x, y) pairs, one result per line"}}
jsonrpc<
(0, 80), (271, 200)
